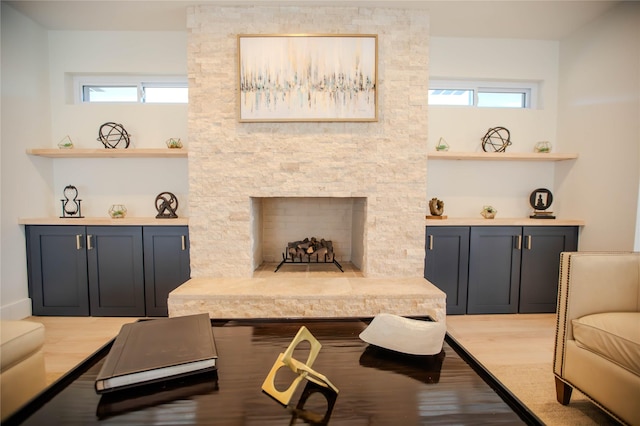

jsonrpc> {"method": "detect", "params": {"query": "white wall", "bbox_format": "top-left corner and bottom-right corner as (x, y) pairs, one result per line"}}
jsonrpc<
(1, 3), (53, 319)
(428, 37), (562, 218)
(0, 5), (190, 318)
(47, 31), (189, 218)
(556, 2), (640, 251)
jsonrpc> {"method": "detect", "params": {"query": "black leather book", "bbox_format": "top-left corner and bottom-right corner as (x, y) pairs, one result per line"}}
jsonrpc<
(95, 313), (218, 394)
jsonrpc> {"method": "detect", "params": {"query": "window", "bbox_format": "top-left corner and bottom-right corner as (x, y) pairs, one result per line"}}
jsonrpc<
(428, 89), (473, 106)
(74, 75), (188, 104)
(429, 79), (537, 108)
(83, 86), (138, 103)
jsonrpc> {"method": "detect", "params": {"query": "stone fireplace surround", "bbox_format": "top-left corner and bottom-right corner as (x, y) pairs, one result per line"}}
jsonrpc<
(169, 5), (446, 321)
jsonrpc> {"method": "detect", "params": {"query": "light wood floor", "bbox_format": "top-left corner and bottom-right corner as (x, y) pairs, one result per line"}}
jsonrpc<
(27, 313), (555, 386)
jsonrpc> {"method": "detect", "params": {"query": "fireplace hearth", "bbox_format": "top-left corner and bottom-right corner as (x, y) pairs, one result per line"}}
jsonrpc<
(275, 237), (344, 272)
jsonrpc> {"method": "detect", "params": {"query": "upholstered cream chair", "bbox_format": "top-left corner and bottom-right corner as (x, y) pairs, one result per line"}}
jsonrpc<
(554, 252), (640, 425)
(0, 320), (47, 421)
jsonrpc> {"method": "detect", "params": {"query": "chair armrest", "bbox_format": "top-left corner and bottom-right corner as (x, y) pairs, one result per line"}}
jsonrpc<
(554, 252), (639, 376)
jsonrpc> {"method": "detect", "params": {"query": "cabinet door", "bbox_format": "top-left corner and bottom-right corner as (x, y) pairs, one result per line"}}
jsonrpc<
(424, 227), (469, 315)
(467, 227), (521, 314)
(26, 226), (90, 316)
(143, 226), (191, 317)
(87, 226), (145, 316)
(519, 226), (578, 313)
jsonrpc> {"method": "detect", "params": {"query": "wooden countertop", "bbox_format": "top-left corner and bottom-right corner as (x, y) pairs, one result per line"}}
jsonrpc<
(425, 217), (585, 226)
(19, 217), (189, 226)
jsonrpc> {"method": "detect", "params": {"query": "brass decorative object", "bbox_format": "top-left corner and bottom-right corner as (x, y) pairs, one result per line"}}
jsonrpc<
(262, 326), (338, 409)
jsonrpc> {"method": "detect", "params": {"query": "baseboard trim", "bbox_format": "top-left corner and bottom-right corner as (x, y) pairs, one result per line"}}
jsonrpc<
(0, 298), (33, 320)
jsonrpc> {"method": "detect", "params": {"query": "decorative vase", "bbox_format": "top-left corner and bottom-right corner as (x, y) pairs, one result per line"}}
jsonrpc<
(109, 204), (127, 219)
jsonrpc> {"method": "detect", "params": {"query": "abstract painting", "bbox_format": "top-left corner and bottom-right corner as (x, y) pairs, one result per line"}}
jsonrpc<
(238, 34), (377, 122)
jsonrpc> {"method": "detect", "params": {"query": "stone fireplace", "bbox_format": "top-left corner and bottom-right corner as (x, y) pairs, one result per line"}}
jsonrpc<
(186, 5), (430, 280)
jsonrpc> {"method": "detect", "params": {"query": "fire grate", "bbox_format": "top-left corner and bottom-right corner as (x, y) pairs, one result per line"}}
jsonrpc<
(275, 237), (344, 272)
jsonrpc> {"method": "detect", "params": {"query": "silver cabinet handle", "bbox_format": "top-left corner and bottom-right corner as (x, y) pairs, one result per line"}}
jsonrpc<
(181, 235), (186, 251)
(76, 234), (83, 250)
(516, 235), (522, 250)
(428, 235), (433, 250)
(87, 235), (93, 250)
(526, 235), (532, 250)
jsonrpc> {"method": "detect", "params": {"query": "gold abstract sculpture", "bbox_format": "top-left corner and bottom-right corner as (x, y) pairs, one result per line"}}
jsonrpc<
(261, 326), (338, 406)
(429, 198), (445, 216)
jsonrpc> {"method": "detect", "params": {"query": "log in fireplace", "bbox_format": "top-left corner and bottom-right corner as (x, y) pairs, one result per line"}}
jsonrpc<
(275, 237), (344, 272)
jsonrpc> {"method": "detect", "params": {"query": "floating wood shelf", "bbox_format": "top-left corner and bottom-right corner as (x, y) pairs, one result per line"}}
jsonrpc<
(26, 148), (187, 158)
(428, 151), (578, 161)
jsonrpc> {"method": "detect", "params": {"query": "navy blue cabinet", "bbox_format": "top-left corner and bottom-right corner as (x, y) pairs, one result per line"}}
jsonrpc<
(467, 227), (522, 314)
(26, 225), (190, 317)
(26, 226), (90, 316)
(424, 227), (469, 315)
(519, 226), (578, 313)
(27, 226), (144, 316)
(143, 226), (190, 317)
(425, 225), (578, 314)
(87, 226), (145, 317)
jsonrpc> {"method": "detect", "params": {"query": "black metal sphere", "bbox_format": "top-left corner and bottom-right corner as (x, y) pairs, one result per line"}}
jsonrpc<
(481, 127), (512, 152)
(97, 122), (130, 149)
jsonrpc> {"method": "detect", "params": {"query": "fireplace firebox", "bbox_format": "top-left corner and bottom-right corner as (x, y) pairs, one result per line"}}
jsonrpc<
(275, 237), (344, 272)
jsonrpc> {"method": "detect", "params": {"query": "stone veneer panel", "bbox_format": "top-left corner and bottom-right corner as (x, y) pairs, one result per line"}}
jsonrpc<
(169, 277), (446, 322)
(187, 6), (429, 278)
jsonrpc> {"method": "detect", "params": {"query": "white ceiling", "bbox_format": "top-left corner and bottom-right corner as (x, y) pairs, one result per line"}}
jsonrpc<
(5, 0), (621, 40)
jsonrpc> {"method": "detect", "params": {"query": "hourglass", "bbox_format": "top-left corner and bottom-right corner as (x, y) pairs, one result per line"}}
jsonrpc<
(60, 185), (84, 218)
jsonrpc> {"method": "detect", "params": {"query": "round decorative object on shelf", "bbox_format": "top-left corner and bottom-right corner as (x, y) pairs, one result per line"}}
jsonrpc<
(530, 188), (553, 210)
(109, 204), (127, 219)
(481, 127), (512, 152)
(97, 122), (131, 149)
(155, 192), (179, 218)
(529, 188), (555, 219)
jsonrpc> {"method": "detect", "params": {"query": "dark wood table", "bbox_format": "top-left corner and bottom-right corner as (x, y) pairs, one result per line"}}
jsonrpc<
(6, 318), (541, 425)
